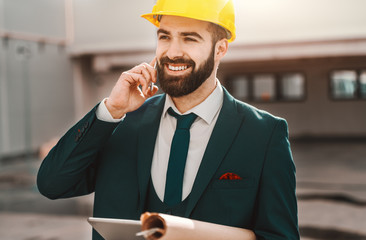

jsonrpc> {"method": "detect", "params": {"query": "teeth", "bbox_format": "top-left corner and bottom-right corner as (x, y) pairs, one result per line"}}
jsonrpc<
(168, 65), (188, 71)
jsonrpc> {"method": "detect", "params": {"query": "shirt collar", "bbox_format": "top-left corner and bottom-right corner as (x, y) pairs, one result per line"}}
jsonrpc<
(162, 80), (224, 125)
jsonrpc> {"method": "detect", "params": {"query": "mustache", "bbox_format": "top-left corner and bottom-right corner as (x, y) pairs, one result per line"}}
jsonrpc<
(159, 56), (195, 66)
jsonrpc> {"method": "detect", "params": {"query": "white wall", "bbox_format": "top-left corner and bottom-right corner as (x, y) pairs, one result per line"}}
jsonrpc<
(71, 0), (156, 54)
(2, 0), (66, 37)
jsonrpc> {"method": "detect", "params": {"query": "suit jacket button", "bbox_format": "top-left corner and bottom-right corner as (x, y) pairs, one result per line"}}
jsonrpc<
(165, 210), (172, 215)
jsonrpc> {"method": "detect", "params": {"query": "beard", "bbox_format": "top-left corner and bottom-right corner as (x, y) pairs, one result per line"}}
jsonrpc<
(157, 46), (215, 98)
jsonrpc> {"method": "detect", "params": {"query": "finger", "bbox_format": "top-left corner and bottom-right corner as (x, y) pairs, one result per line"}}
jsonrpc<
(123, 72), (149, 94)
(141, 63), (157, 84)
(145, 61), (157, 83)
(130, 63), (156, 85)
(139, 65), (152, 85)
(146, 85), (159, 98)
(135, 69), (151, 95)
(129, 64), (147, 74)
(149, 57), (157, 68)
(149, 57), (158, 83)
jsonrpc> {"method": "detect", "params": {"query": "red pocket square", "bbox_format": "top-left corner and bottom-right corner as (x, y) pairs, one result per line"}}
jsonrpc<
(219, 172), (242, 180)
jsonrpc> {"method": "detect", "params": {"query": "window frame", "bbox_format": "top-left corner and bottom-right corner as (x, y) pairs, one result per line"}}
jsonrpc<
(226, 71), (307, 103)
(329, 69), (366, 101)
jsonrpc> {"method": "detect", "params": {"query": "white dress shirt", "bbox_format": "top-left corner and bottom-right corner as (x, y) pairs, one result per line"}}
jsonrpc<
(96, 80), (224, 202)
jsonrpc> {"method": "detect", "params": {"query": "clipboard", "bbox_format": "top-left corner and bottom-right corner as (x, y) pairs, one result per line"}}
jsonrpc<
(88, 217), (144, 240)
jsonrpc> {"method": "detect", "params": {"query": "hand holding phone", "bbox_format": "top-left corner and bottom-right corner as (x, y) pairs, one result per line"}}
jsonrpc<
(105, 58), (159, 119)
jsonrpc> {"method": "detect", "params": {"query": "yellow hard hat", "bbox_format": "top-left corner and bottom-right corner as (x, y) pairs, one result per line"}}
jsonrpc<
(141, 0), (236, 42)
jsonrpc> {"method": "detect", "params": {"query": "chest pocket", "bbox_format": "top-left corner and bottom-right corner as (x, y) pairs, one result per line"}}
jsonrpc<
(209, 177), (255, 190)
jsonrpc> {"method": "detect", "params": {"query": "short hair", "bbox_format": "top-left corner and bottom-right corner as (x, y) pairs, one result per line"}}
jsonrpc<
(207, 23), (230, 44)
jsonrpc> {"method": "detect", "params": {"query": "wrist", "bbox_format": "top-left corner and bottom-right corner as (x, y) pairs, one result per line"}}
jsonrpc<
(105, 98), (127, 119)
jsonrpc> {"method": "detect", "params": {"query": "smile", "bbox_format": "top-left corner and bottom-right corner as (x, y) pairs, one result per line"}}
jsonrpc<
(167, 64), (189, 71)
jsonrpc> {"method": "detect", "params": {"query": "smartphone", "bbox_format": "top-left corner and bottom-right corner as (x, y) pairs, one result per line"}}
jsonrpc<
(150, 61), (159, 92)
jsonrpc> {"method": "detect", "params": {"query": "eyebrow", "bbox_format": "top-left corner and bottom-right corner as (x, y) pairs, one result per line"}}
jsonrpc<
(157, 29), (170, 35)
(180, 32), (204, 40)
(157, 29), (204, 41)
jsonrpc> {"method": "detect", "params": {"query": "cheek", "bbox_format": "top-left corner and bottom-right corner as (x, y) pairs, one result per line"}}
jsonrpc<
(191, 49), (211, 67)
(155, 42), (167, 58)
(155, 48), (163, 60)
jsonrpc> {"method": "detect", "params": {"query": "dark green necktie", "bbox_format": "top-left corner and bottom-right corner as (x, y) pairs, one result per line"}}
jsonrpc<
(164, 107), (197, 206)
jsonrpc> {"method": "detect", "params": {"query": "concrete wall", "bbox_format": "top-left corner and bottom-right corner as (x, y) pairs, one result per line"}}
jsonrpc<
(0, 0), (75, 156)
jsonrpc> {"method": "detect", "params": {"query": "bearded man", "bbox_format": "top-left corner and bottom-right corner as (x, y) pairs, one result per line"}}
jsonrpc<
(37, 1), (299, 239)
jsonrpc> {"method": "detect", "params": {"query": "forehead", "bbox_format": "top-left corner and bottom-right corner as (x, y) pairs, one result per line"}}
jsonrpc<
(158, 15), (211, 38)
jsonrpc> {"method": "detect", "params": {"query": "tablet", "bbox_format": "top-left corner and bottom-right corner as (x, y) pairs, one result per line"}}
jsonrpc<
(88, 217), (144, 240)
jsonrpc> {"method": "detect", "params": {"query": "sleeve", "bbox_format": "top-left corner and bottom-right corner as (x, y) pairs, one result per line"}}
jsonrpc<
(96, 98), (125, 123)
(253, 119), (300, 240)
(37, 104), (120, 199)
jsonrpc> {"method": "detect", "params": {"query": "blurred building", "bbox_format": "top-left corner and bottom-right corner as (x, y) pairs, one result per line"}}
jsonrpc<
(0, 0), (74, 157)
(1, 0), (366, 158)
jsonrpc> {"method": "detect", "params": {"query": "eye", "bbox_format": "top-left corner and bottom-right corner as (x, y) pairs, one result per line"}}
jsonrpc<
(158, 35), (170, 40)
(184, 37), (197, 42)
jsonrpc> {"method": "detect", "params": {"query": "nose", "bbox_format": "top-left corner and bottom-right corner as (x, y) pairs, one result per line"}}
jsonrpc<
(165, 39), (184, 60)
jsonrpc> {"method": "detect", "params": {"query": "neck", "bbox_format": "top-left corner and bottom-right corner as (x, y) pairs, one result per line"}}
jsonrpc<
(171, 72), (217, 114)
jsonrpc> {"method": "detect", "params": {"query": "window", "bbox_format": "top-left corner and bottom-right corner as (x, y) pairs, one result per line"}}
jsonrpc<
(330, 70), (357, 99)
(330, 70), (366, 100)
(231, 76), (249, 100)
(253, 74), (276, 102)
(360, 71), (366, 99)
(280, 73), (305, 100)
(227, 72), (306, 102)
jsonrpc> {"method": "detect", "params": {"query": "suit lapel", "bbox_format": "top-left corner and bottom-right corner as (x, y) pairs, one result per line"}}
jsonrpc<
(137, 95), (165, 213)
(185, 89), (246, 217)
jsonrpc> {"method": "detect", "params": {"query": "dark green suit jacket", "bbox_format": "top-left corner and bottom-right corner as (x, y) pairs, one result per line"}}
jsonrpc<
(37, 88), (299, 239)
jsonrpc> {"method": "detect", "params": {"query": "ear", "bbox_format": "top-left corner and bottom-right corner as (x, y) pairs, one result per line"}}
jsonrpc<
(214, 38), (229, 61)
